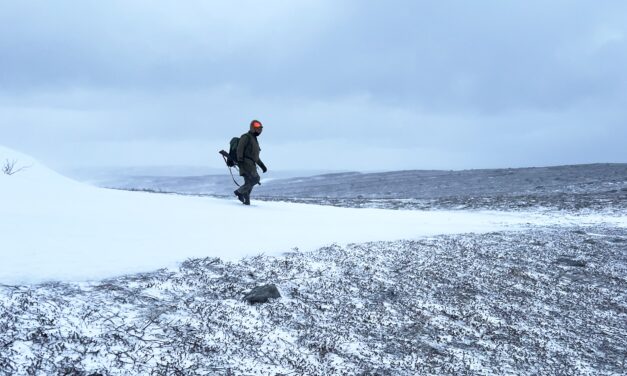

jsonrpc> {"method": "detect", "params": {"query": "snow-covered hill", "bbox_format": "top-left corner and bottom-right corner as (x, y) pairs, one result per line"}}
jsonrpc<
(2, 145), (626, 285)
(7, 145), (613, 284)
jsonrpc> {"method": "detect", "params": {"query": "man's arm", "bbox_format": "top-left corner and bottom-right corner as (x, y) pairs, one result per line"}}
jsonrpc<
(257, 160), (267, 173)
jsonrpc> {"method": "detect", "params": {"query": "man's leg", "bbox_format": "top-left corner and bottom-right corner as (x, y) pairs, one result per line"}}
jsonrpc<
(233, 189), (245, 203)
(237, 171), (260, 205)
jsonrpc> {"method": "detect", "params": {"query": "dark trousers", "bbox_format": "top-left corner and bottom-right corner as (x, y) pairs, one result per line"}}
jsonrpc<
(237, 171), (260, 197)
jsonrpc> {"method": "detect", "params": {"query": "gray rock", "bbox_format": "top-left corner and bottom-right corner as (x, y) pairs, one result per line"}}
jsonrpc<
(243, 284), (281, 304)
(556, 257), (587, 267)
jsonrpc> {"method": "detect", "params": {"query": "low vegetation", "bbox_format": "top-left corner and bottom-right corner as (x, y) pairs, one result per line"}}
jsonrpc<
(1, 226), (625, 375)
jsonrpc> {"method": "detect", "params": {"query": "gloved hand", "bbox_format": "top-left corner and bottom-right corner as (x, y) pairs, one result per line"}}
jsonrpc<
(261, 165), (267, 173)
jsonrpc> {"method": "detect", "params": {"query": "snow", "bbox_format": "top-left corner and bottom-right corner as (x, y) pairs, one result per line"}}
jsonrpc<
(1, 145), (625, 284)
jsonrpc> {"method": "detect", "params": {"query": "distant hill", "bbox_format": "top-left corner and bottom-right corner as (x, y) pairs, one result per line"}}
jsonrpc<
(84, 163), (627, 204)
(257, 164), (627, 199)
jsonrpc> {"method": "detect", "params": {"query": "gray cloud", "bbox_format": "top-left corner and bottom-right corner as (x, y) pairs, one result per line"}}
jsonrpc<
(0, 0), (625, 171)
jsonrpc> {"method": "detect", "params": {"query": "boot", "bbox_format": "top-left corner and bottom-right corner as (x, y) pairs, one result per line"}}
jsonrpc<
(243, 194), (250, 205)
(234, 190), (245, 204)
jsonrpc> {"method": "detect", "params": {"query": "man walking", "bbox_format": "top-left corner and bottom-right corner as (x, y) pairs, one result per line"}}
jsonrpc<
(234, 119), (267, 205)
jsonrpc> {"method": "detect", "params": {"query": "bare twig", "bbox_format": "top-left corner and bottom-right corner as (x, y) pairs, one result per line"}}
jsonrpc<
(2, 159), (31, 175)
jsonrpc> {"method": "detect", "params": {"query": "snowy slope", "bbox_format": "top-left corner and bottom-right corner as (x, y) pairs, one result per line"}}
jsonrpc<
(1, 146), (624, 284)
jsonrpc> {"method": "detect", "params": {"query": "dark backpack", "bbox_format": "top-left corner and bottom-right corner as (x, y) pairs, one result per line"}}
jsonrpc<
(228, 137), (239, 165)
(219, 137), (240, 167)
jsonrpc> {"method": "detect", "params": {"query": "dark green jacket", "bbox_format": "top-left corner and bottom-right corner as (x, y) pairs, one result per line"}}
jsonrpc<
(236, 131), (266, 176)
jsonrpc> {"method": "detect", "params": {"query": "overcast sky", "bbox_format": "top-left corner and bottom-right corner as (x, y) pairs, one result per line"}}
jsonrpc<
(1, 0), (626, 172)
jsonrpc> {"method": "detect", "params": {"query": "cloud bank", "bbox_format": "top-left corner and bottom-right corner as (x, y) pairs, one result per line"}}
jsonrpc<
(1, 0), (625, 171)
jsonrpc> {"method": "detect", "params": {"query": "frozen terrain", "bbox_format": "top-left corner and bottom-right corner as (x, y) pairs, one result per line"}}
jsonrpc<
(1, 145), (626, 375)
(2, 227), (626, 375)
